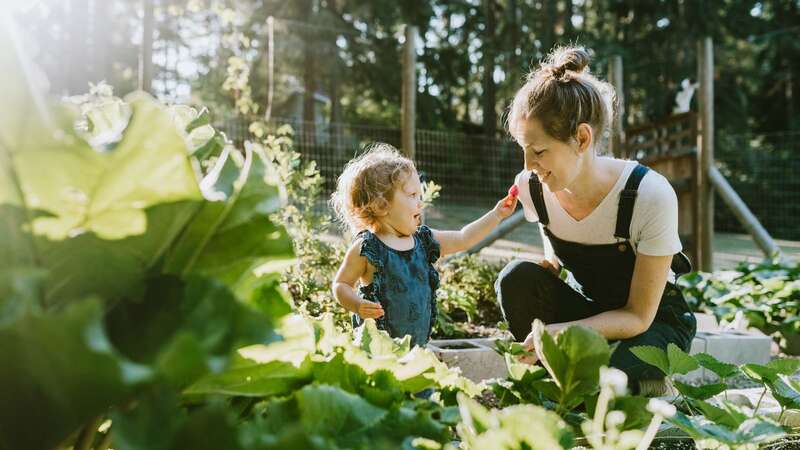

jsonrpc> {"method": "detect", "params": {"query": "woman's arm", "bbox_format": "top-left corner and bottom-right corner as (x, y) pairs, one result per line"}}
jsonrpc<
(332, 240), (384, 319)
(524, 254), (672, 347)
(433, 197), (518, 256)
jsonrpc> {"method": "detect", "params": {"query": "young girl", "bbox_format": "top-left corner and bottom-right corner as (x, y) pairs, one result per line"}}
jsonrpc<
(331, 143), (518, 347)
(497, 45), (696, 395)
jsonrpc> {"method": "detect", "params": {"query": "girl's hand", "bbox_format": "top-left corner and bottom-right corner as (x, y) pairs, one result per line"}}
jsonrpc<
(493, 194), (518, 220)
(357, 299), (385, 319)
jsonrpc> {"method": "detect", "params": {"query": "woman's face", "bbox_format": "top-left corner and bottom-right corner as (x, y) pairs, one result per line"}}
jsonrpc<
(515, 118), (588, 192)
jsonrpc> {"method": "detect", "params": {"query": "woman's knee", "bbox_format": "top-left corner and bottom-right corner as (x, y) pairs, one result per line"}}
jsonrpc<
(495, 259), (552, 298)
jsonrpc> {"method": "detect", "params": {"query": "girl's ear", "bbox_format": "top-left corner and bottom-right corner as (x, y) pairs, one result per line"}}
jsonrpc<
(575, 123), (593, 154)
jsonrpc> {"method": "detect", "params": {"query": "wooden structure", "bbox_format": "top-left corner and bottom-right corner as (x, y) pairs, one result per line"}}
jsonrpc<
(623, 112), (700, 266)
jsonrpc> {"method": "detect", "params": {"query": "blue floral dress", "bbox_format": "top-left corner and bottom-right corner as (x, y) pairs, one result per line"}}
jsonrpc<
(352, 225), (441, 346)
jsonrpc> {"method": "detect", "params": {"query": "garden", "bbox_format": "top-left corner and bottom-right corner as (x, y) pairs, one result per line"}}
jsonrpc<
(4, 2), (800, 450)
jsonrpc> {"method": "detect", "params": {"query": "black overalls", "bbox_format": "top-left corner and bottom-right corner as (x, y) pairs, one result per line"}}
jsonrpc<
(495, 164), (697, 387)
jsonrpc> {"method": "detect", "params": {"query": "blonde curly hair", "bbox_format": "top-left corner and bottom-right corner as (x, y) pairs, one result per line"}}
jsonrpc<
(330, 143), (417, 235)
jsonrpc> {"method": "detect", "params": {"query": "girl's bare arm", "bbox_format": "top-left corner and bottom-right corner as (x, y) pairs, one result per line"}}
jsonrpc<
(331, 239), (384, 319)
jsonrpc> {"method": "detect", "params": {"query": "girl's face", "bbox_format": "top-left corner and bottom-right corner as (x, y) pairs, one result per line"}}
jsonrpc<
(380, 170), (423, 237)
(515, 118), (589, 192)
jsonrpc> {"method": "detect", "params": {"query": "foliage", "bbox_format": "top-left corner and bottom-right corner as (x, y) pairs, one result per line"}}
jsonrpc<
(0, 18), (297, 450)
(248, 119), (350, 325)
(679, 258), (800, 351)
(630, 344), (790, 449)
(434, 254), (507, 339)
(0, 23), (485, 450)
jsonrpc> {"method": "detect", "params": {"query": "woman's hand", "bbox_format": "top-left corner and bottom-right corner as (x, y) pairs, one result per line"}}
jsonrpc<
(357, 299), (385, 319)
(539, 259), (560, 277)
(518, 331), (540, 364)
(518, 323), (566, 365)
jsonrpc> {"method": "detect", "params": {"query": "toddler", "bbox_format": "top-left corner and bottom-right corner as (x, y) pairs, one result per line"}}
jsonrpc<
(331, 143), (518, 346)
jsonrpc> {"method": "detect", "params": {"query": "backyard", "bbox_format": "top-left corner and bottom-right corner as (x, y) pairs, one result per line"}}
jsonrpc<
(3, 2), (800, 450)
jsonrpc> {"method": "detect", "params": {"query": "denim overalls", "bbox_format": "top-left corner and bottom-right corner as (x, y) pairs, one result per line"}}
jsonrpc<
(496, 164), (697, 386)
(353, 225), (440, 347)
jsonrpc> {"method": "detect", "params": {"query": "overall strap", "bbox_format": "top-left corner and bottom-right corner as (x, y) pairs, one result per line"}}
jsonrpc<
(528, 173), (550, 226)
(614, 164), (650, 239)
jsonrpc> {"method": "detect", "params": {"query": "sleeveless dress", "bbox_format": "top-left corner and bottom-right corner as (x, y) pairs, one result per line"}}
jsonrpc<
(352, 225), (441, 346)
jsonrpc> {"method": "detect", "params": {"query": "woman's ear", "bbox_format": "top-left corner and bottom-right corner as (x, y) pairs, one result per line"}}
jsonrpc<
(575, 123), (594, 154)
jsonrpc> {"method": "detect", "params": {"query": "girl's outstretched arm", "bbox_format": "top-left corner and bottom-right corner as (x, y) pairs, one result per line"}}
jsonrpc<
(432, 195), (518, 257)
(332, 239), (384, 319)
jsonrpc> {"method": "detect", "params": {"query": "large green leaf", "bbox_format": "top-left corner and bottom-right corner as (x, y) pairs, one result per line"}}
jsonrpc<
(667, 343), (699, 375)
(669, 411), (784, 448)
(693, 353), (739, 379)
(0, 299), (151, 450)
(105, 275), (286, 388)
(5, 93), (205, 305)
(184, 359), (312, 398)
(111, 388), (244, 450)
(162, 143), (293, 301)
(674, 380), (727, 400)
(296, 384), (388, 437)
(533, 320), (611, 407)
(630, 345), (670, 376)
(456, 393), (573, 450)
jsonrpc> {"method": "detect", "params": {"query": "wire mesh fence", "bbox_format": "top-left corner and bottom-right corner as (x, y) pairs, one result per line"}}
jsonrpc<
(219, 118), (523, 207)
(218, 116), (800, 242)
(715, 131), (800, 241)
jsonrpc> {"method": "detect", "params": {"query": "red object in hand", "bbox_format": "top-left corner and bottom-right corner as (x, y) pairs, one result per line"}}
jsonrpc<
(508, 185), (519, 198)
(505, 185), (519, 206)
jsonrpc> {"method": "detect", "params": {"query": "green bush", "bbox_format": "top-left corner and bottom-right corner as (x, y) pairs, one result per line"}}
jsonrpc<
(679, 258), (800, 351)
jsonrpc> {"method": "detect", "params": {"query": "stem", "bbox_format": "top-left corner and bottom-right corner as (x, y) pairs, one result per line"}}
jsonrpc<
(636, 414), (664, 450)
(96, 428), (113, 450)
(593, 386), (611, 438)
(753, 387), (767, 416)
(723, 376), (728, 401)
(778, 407), (785, 424)
(76, 416), (102, 450)
(681, 394), (696, 416)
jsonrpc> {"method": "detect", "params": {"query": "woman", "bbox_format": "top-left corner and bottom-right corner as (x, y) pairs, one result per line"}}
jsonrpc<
(496, 45), (696, 395)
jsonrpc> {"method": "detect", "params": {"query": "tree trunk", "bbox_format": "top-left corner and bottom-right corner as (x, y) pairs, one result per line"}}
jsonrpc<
(483, 0), (496, 137)
(139, 0), (154, 94)
(302, 0), (317, 141)
(509, 0), (519, 74)
(68, 0), (90, 94)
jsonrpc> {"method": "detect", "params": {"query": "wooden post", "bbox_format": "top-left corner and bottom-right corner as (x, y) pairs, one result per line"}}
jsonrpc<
(608, 55), (624, 158)
(139, 0), (154, 93)
(401, 25), (417, 160)
(697, 37), (714, 271)
(708, 167), (781, 259)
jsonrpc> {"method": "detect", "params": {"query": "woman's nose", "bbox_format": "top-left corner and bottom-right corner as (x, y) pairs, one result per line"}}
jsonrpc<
(524, 153), (539, 171)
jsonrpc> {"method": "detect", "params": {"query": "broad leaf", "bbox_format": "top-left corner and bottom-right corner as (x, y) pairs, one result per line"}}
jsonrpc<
(693, 352), (739, 379)
(630, 345), (670, 376)
(0, 299), (151, 450)
(674, 380), (727, 400)
(667, 343), (699, 374)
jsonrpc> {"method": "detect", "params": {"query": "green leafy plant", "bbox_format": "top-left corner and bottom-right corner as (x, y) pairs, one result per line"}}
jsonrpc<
(679, 259), (800, 352)
(0, 45), (294, 450)
(630, 345), (790, 448)
(434, 254), (507, 338)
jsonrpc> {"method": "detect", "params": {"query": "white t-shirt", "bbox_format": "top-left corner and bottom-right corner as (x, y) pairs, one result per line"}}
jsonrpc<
(515, 159), (683, 263)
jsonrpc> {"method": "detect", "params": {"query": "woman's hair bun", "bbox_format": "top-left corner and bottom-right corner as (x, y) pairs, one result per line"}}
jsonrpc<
(546, 46), (591, 75)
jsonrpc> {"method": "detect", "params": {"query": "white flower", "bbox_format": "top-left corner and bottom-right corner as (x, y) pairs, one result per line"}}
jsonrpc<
(599, 366), (628, 396)
(646, 398), (676, 418)
(606, 410), (626, 429)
